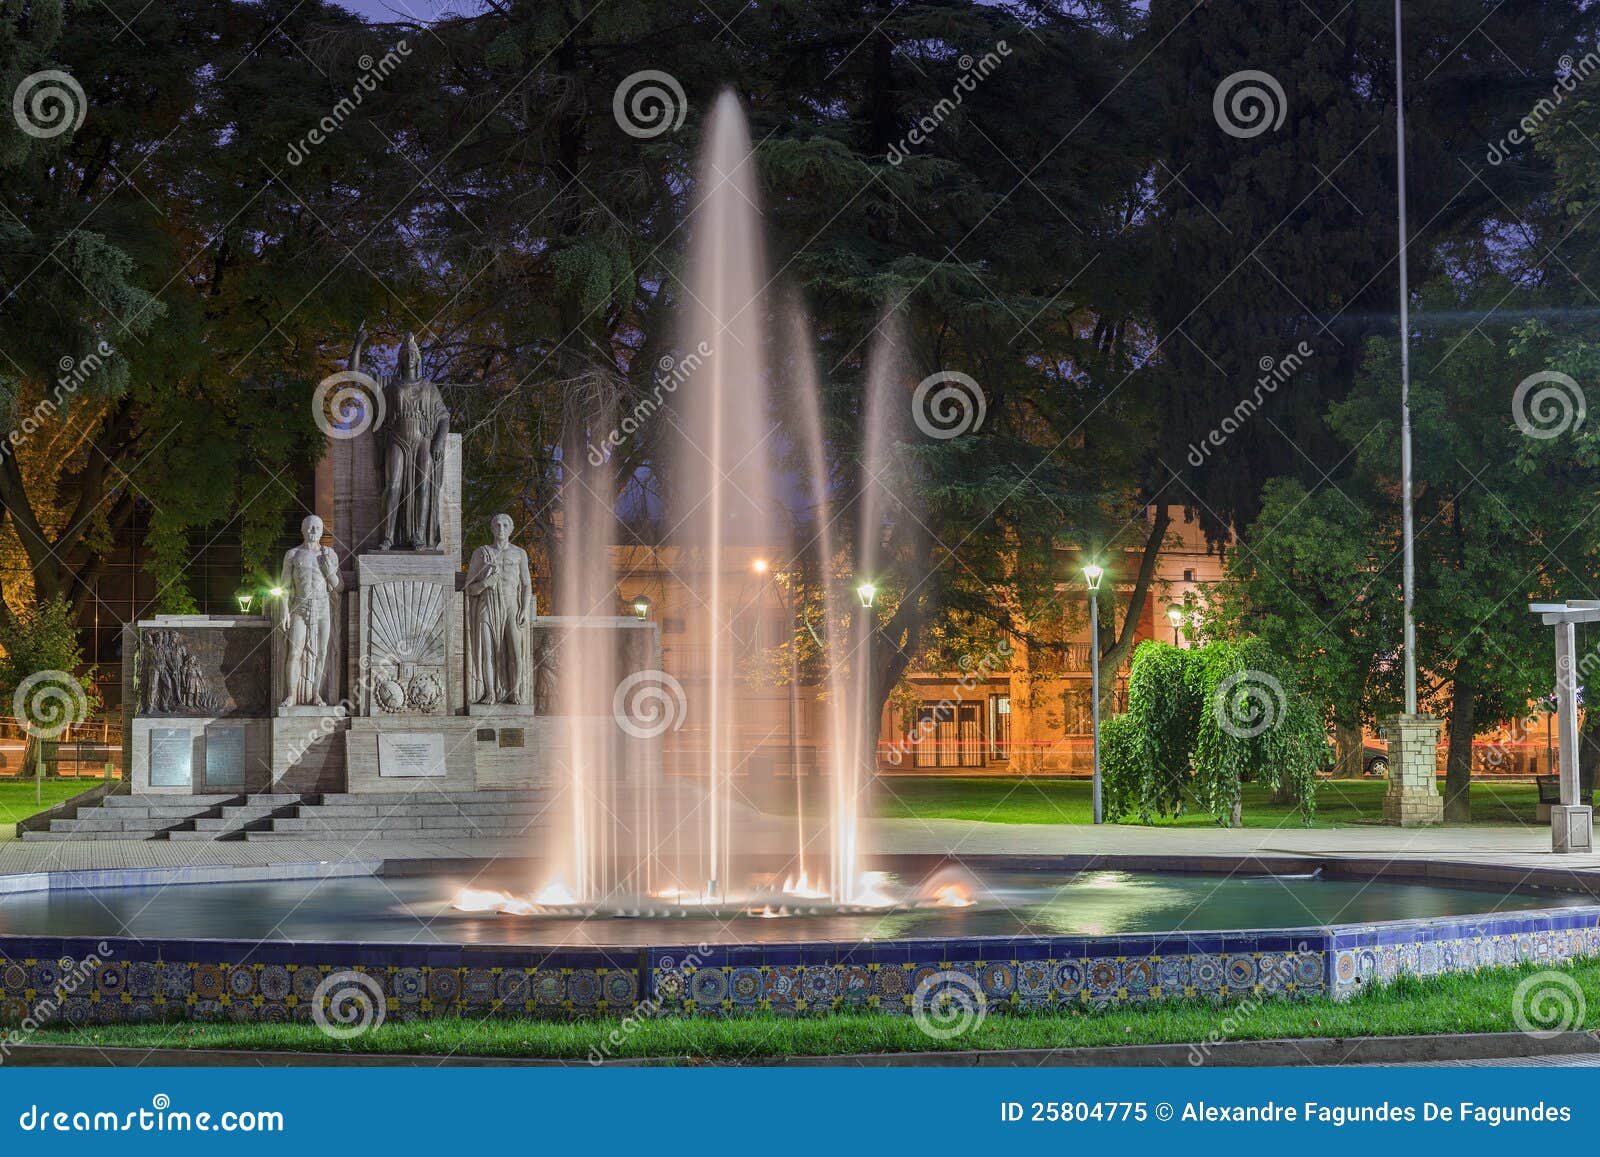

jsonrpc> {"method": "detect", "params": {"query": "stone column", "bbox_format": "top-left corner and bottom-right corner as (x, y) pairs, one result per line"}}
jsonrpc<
(1381, 713), (1443, 826)
(1551, 618), (1593, 852)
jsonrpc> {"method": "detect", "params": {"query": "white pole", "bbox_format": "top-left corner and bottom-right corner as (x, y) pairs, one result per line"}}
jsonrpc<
(1395, 0), (1419, 716)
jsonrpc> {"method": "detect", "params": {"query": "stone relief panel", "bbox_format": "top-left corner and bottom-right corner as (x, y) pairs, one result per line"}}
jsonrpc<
(136, 627), (271, 718)
(367, 580), (448, 714)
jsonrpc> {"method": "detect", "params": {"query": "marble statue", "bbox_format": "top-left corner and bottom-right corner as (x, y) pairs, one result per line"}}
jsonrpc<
(276, 514), (342, 708)
(464, 514), (533, 705)
(350, 328), (452, 551)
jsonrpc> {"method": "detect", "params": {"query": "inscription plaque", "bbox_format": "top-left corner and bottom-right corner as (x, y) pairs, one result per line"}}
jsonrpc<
(498, 728), (525, 749)
(377, 731), (447, 777)
(205, 724), (247, 787)
(149, 727), (193, 788)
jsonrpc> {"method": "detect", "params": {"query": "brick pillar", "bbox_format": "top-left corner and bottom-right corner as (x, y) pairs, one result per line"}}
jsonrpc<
(1381, 713), (1443, 826)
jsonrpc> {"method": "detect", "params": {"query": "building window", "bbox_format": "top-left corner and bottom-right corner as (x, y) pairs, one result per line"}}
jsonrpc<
(988, 694), (1011, 760)
(1183, 568), (1195, 582)
(911, 701), (984, 768)
(1063, 687), (1094, 735)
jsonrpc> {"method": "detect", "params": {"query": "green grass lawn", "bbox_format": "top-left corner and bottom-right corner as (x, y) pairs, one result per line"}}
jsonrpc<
(0, 779), (111, 838)
(866, 776), (1541, 828)
(21, 959), (1595, 1061)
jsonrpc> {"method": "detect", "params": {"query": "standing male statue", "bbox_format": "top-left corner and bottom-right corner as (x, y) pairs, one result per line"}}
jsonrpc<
(277, 514), (342, 708)
(349, 327), (452, 551)
(464, 514), (533, 705)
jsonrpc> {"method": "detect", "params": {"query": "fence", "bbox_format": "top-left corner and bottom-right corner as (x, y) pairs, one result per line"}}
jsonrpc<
(0, 717), (123, 779)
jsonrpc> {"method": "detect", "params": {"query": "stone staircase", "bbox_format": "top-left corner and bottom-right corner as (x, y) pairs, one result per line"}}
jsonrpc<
(19, 789), (549, 843)
(243, 790), (547, 842)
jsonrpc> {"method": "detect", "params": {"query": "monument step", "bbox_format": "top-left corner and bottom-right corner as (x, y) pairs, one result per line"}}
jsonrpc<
(314, 790), (543, 807)
(243, 828), (518, 843)
(21, 830), (168, 842)
(297, 800), (546, 819)
(102, 794), (243, 808)
(166, 830), (249, 841)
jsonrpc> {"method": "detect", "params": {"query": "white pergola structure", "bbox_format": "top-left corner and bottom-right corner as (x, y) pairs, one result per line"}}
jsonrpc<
(1530, 601), (1595, 853)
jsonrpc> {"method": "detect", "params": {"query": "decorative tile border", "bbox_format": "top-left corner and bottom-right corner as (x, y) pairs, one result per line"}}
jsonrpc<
(3, 906), (1599, 1026)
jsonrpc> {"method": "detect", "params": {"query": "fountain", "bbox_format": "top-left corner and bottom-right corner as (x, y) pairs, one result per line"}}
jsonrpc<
(457, 89), (905, 920)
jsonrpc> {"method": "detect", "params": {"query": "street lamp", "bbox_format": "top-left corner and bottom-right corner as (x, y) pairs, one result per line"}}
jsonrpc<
(235, 590), (254, 615)
(751, 557), (769, 575)
(1083, 563), (1104, 825)
(631, 594), (652, 621)
(855, 580), (877, 609)
(1167, 602), (1182, 645)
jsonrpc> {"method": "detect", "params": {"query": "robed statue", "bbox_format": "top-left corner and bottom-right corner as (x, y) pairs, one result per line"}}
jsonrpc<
(465, 514), (533, 705)
(350, 327), (452, 551)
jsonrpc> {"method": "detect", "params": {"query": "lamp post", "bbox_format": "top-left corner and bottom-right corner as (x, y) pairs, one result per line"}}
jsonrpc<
(1166, 602), (1182, 646)
(1083, 563), (1104, 825)
(631, 594), (651, 621)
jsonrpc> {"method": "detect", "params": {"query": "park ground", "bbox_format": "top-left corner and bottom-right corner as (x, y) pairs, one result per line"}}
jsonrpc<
(0, 776), (1545, 838)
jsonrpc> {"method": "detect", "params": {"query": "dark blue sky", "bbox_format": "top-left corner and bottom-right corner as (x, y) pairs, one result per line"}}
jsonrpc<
(334, 0), (487, 21)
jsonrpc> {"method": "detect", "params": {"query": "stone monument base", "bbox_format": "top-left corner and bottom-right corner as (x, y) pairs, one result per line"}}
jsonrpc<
(1552, 804), (1594, 853)
(1381, 713), (1444, 827)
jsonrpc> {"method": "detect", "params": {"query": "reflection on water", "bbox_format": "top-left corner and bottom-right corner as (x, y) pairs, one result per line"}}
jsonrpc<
(0, 870), (1580, 948)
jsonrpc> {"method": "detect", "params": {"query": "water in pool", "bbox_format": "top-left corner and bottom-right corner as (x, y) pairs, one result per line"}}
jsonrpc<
(0, 870), (1582, 946)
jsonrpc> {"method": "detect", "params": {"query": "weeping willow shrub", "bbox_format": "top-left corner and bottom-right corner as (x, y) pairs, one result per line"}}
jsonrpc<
(1101, 640), (1202, 822)
(1102, 637), (1327, 827)
(1191, 637), (1328, 827)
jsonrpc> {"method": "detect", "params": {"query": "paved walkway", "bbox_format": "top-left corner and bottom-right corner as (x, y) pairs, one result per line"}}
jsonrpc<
(0, 818), (1594, 882)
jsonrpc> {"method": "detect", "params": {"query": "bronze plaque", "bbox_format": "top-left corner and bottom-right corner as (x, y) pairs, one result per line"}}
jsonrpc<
(498, 728), (525, 749)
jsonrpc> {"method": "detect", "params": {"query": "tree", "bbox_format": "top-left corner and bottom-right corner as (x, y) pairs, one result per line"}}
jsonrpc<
(1211, 478), (1396, 776)
(1145, 0), (1596, 542)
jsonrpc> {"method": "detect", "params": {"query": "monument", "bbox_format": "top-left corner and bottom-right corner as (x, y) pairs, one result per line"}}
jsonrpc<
(120, 330), (659, 810)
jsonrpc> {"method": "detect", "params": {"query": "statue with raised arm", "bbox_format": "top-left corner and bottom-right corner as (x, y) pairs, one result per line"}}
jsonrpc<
(349, 327), (452, 551)
(277, 514), (342, 708)
(465, 514), (533, 705)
